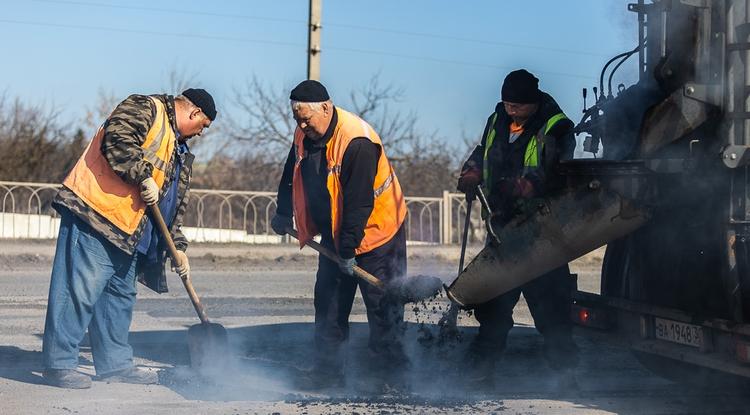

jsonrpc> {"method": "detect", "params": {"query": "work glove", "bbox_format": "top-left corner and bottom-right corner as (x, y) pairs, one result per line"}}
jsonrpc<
(270, 214), (293, 235)
(457, 167), (481, 201)
(171, 250), (190, 278)
(139, 177), (159, 206)
(512, 177), (535, 198)
(338, 257), (357, 276)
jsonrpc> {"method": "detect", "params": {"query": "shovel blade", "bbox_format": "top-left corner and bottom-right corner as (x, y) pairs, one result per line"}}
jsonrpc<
(395, 274), (443, 303)
(187, 322), (229, 374)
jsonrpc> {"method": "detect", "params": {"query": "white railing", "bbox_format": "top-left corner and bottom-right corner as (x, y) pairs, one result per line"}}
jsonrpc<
(0, 181), (484, 245)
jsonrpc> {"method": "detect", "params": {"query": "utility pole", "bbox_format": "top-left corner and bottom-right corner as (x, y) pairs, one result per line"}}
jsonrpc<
(307, 0), (322, 80)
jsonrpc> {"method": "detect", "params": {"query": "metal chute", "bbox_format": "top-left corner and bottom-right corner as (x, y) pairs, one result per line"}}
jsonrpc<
(446, 162), (653, 308)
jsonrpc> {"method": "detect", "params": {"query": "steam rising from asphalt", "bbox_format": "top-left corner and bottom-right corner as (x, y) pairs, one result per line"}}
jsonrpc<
(155, 291), (593, 405)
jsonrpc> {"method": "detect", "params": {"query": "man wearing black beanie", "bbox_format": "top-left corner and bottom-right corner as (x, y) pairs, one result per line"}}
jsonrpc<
(271, 80), (409, 391)
(456, 69), (578, 387)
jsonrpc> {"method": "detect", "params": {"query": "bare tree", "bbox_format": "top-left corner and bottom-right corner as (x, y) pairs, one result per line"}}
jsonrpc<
(224, 74), (421, 155)
(348, 74), (465, 195)
(84, 87), (119, 132)
(349, 73), (420, 153)
(165, 66), (198, 94)
(0, 95), (86, 182)
(226, 76), (297, 157)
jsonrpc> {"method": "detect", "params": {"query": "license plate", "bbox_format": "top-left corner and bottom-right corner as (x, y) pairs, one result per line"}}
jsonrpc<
(654, 317), (703, 348)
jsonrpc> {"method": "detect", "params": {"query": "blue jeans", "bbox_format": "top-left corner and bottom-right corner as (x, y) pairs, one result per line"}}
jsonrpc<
(42, 211), (139, 375)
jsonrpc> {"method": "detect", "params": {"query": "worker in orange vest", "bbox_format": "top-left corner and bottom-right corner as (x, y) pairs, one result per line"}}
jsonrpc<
(42, 89), (215, 389)
(271, 80), (408, 391)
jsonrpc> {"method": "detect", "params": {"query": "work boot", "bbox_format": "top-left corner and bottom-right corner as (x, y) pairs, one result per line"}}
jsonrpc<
(355, 352), (411, 395)
(97, 366), (159, 385)
(462, 341), (499, 390)
(464, 353), (496, 387)
(43, 369), (92, 389)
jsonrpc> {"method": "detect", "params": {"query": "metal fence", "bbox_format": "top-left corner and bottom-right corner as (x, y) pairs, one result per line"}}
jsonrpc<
(0, 181), (484, 244)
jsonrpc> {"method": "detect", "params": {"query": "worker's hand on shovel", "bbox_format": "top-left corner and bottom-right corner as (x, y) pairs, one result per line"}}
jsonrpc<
(140, 177), (159, 206)
(270, 214), (293, 236)
(171, 250), (190, 278)
(457, 167), (481, 202)
(338, 257), (357, 276)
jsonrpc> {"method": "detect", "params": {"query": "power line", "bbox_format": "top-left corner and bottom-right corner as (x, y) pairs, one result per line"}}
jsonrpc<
(0, 18), (596, 81)
(30, 0), (610, 58)
(0, 18), (303, 48)
(326, 23), (609, 58)
(327, 46), (596, 81)
(31, 0), (305, 25)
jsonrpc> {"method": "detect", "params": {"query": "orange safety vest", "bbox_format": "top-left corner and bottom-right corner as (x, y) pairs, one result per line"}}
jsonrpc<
(292, 107), (407, 255)
(63, 97), (176, 235)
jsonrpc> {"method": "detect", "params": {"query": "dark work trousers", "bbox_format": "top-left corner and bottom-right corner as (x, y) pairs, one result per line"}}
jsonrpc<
(473, 263), (579, 370)
(314, 225), (407, 374)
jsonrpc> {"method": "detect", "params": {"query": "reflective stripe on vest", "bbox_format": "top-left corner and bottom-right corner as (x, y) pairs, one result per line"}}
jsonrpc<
(482, 111), (567, 192)
(292, 107), (407, 255)
(523, 112), (567, 172)
(62, 97), (176, 234)
(482, 112), (499, 188)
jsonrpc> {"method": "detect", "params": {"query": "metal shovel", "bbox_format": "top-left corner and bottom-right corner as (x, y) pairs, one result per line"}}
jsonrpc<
(439, 185), (500, 330)
(438, 194), (473, 333)
(285, 226), (442, 303)
(149, 205), (229, 372)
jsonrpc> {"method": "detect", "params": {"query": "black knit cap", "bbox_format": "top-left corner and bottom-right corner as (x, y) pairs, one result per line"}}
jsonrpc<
(181, 88), (217, 121)
(290, 80), (330, 102)
(501, 69), (540, 104)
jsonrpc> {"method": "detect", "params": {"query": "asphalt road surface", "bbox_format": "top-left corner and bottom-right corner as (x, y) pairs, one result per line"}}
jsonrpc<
(0, 240), (748, 414)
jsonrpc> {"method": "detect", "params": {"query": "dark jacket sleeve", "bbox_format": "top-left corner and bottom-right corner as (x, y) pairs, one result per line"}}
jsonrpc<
(101, 94), (157, 185)
(338, 138), (380, 259)
(462, 113), (495, 173)
(276, 145), (296, 217)
(551, 119), (576, 162)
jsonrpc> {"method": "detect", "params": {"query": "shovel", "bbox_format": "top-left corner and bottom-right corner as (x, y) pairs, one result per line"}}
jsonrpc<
(438, 194), (473, 333)
(148, 205), (229, 372)
(285, 227), (442, 303)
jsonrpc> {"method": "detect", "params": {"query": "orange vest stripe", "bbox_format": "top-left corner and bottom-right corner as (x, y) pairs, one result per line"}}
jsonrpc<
(292, 107), (406, 255)
(62, 97), (176, 234)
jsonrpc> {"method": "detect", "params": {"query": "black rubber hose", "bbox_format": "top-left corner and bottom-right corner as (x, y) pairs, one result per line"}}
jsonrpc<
(608, 42), (645, 97)
(599, 43), (643, 99)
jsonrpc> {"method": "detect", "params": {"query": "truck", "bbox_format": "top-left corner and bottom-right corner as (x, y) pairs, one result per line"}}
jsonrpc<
(446, 0), (750, 381)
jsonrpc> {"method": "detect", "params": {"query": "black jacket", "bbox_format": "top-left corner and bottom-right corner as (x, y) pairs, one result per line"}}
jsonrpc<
(464, 92), (575, 213)
(276, 108), (381, 259)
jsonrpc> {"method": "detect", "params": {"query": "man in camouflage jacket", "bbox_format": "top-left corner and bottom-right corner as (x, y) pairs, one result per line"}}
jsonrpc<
(41, 89), (216, 389)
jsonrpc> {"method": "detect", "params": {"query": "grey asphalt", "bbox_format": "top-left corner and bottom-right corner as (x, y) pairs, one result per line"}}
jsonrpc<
(0, 240), (748, 414)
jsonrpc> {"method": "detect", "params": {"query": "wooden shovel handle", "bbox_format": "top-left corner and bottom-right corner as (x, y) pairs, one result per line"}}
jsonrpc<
(148, 205), (210, 324)
(285, 227), (385, 289)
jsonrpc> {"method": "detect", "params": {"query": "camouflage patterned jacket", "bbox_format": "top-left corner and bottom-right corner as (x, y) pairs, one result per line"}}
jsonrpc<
(53, 94), (194, 293)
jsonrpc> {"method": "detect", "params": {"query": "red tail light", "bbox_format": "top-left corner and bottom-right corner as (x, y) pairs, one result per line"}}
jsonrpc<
(578, 309), (591, 323)
(572, 303), (612, 329)
(735, 337), (750, 363)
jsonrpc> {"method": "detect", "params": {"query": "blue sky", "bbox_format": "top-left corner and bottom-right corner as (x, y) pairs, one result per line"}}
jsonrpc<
(0, 0), (638, 155)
